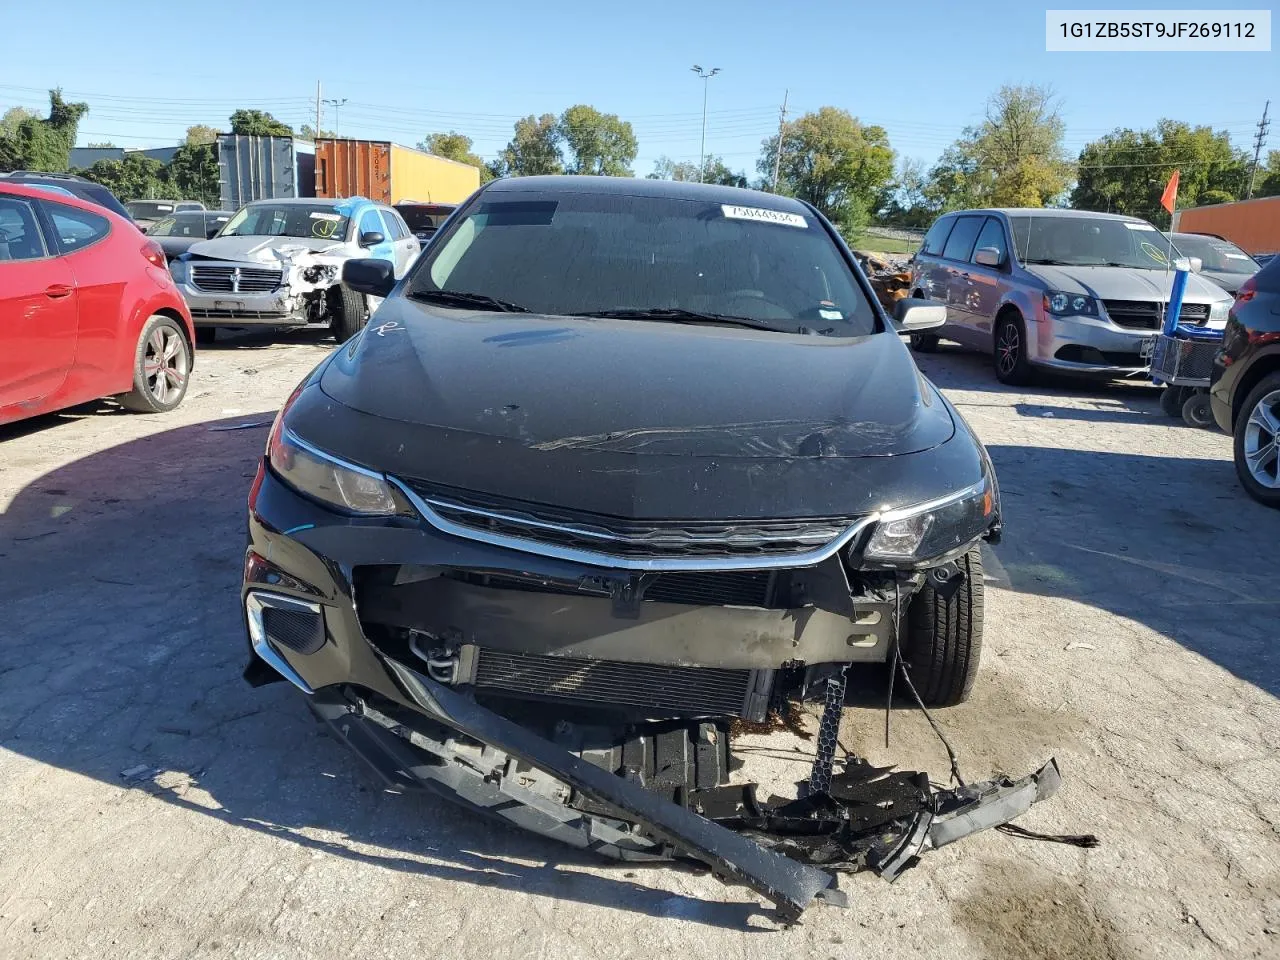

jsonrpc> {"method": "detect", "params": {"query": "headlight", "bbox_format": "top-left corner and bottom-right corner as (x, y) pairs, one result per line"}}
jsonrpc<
(862, 474), (996, 565)
(1208, 300), (1230, 322)
(1043, 291), (1097, 316)
(268, 425), (404, 515)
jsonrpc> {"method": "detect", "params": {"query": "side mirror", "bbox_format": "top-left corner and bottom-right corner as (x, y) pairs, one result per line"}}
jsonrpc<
(973, 246), (1003, 268)
(893, 297), (947, 332)
(342, 258), (396, 298)
(359, 230), (385, 248)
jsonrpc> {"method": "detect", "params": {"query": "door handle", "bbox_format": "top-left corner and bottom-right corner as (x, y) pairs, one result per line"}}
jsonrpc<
(44, 284), (73, 299)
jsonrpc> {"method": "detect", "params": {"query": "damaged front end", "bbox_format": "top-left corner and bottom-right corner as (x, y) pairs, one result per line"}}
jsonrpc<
(172, 244), (350, 326)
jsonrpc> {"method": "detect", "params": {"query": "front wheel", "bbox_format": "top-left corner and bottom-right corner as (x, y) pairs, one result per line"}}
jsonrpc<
(993, 312), (1035, 386)
(1233, 373), (1280, 508)
(329, 284), (368, 342)
(118, 315), (192, 413)
(902, 549), (984, 706)
(910, 333), (940, 353)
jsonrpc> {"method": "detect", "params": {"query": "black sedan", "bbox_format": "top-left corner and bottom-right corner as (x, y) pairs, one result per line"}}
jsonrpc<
(240, 177), (1046, 916)
(1210, 254), (1280, 507)
(145, 210), (233, 262)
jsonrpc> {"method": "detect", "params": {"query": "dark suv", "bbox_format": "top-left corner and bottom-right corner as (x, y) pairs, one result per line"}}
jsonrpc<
(1209, 255), (1280, 507)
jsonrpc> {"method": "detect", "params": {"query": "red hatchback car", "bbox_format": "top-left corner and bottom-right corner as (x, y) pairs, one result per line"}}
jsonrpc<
(0, 182), (195, 427)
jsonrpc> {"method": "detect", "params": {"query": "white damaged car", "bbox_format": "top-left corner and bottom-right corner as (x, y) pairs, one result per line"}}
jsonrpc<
(170, 197), (418, 342)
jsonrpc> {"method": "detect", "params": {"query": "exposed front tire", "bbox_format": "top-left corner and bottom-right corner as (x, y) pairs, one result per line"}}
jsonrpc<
(903, 549), (984, 706)
(993, 311), (1035, 386)
(910, 333), (940, 353)
(1232, 373), (1280, 508)
(329, 284), (368, 342)
(118, 314), (192, 413)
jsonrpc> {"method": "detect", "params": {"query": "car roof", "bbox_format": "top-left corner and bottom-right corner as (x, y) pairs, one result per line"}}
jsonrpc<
(246, 196), (369, 206)
(945, 207), (1152, 224)
(0, 173), (130, 217)
(0, 180), (132, 225)
(484, 175), (811, 213)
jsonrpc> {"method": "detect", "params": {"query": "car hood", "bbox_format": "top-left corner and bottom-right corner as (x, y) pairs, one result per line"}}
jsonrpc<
(1025, 264), (1231, 303)
(319, 298), (954, 462)
(1199, 268), (1250, 296)
(184, 235), (345, 263)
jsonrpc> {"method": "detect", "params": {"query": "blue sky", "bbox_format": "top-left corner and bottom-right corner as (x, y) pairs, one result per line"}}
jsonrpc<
(1, 0), (1271, 178)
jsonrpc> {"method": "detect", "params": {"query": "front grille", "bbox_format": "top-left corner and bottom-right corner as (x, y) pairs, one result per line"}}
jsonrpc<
(262, 607), (324, 654)
(643, 571), (774, 606)
(473, 649), (760, 717)
(190, 265), (282, 293)
(405, 481), (852, 560)
(1103, 299), (1211, 330)
(447, 569), (776, 607)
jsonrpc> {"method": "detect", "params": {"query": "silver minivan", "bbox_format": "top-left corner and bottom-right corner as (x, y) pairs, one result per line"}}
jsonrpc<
(909, 208), (1233, 384)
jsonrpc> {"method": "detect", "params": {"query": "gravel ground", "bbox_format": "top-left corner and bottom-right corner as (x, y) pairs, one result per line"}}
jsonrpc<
(1, 332), (1277, 960)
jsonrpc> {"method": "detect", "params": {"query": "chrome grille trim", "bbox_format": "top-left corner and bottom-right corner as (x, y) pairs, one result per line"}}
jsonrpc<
(190, 264), (283, 293)
(388, 477), (878, 572)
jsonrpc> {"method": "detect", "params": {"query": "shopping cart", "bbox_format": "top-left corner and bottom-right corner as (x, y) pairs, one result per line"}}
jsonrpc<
(1148, 266), (1224, 428)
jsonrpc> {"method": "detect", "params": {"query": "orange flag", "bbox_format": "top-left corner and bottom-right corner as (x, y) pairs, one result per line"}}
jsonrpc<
(1160, 170), (1180, 214)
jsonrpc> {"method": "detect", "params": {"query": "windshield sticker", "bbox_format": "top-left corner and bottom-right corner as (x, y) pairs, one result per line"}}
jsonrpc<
(1140, 241), (1170, 265)
(311, 219), (338, 239)
(309, 212), (342, 221)
(818, 308), (844, 321)
(1123, 222), (1157, 231)
(1224, 252), (1252, 260)
(721, 205), (807, 228)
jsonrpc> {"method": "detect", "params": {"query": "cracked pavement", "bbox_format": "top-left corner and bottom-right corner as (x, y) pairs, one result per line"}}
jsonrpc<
(1, 333), (1277, 959)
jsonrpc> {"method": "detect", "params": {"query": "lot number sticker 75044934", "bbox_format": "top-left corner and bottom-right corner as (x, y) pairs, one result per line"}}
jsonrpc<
(721, 205), (808, 228)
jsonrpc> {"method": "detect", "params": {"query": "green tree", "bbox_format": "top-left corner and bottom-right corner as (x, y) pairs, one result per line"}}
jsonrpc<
(1254, 150), (1280, 198)
(878, 157), (937, 227)
(494, 113), (564, 177)
(926, 85), (1069, 210)
(166, 143), (220, 207)
(758, 107), (895, 230)
(1, 106), (37, 140)
(0, 89), (89, 173)
(298, 123), (336, 140)
(419, 131), (494, 183)
(648, 156), (702, 181)
(228, 109), (293, 137)
(185, 124), (219, 146)
(76, 153), (177, 202)
(558, 105), (637, 176)
(1072, 119), (1248, 223)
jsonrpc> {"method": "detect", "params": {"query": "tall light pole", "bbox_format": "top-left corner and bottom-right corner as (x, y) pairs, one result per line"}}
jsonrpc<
(691, 65), (720, 182)
(322, 97), (348, 137)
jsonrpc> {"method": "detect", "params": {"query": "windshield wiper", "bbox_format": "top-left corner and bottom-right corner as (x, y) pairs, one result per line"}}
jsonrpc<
(1020, 258), (1071, 265)
(567, 308), (779, 331)
(408, 290), (531, 313)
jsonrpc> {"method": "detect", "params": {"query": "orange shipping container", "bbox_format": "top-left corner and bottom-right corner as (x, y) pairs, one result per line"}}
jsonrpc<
(1174, 196), (1280, 256)
(314, 139), (480, 205)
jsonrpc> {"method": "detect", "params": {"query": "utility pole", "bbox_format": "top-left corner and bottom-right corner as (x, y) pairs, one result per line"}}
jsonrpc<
(771, 89), (789, 192)
(691, 65), (720, 183)
(323, 98), (348, 138)
(315, 81), (322, 141)
(1246, 100), (1270, 199)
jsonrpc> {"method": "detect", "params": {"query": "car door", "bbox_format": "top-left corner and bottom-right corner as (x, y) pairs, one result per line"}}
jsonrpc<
(937, 215), (986, 345)
(355, 208), (397, 271)
(379, 207), (417, 276)
(0, 194), (78, 409)
(965, 216), (1012, 348)
(35, 198), (122, 388)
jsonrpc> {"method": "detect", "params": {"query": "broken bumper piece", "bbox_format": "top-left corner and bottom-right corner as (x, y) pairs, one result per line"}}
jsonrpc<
(311, 657), (1065, 922)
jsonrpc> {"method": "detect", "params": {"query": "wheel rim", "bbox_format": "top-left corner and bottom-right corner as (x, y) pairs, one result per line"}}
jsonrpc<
(996, 322), (1020, 375)
(142, 327), (188, 404)
(1243, 388), (1280, 488)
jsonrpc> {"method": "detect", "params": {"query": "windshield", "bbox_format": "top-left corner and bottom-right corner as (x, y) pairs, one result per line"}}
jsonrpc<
(126, 200), (177, 220)
(1173, 234), (1258, 275)
(409, 192), (877, 336)
(398, 205), (455, 233)
(1009, 215), (1177, 270)
(220, 203), (351, 240)
(147, 213), (206, 237)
